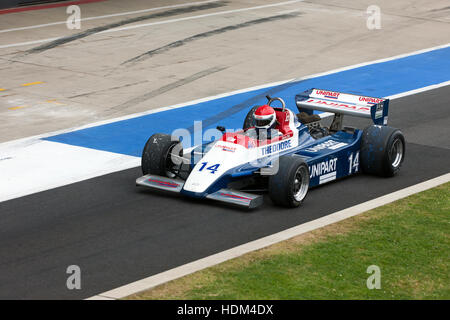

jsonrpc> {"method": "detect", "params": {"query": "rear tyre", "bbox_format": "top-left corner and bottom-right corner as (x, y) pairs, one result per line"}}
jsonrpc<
(268, 156), (310, 208)
(141, 133), (182, 177)
(360, 125), (405, 177)
(243, 106), (259, 130)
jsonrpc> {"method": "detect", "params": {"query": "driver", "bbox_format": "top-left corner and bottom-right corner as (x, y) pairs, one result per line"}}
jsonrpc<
(253, 105), (280, 140)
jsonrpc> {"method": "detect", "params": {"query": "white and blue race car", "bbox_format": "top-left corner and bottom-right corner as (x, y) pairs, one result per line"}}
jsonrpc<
(136, 89), (405, 209)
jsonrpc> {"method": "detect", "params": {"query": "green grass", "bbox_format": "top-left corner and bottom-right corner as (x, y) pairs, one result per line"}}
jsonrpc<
(129, 182), (450, 300)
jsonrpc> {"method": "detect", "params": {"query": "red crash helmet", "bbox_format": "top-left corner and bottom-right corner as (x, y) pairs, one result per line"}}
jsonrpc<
(253, 105), (276, 129)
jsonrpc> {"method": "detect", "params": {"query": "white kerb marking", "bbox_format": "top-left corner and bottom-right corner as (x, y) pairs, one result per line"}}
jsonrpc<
(0, 45), (448, 204)
(88, 173), (450, 299)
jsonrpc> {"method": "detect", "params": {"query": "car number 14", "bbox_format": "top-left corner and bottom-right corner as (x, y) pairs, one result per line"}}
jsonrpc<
(348, 151), (359, 174)
(198, 162), (220, 174)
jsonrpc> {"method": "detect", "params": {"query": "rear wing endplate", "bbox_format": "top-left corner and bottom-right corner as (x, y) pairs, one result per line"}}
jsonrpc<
(295, 89), (389, 125)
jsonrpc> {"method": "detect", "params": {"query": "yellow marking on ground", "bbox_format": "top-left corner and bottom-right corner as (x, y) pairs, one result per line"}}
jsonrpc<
(21, 81), (43, 87)
(8, 105), (28, 110)
(46, 99), (66, 105)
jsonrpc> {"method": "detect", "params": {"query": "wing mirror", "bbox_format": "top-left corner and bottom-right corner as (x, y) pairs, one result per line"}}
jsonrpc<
(216, 126), (226, 133)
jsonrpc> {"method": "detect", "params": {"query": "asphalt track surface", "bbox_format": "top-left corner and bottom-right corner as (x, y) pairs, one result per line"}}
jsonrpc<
(0, 86), (449, 299)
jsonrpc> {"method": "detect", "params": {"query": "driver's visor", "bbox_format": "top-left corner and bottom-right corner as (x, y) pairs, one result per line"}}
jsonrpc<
(255, 118), (273, 128)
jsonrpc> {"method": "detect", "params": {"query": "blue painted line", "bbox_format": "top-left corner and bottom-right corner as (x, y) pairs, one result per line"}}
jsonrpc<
(45, 46), (450, 157)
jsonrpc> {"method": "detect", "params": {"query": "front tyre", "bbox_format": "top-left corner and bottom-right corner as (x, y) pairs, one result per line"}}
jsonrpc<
(141, 133), (182, 177)
(360, 125), (405, 177)
(268, 156), (310, 208)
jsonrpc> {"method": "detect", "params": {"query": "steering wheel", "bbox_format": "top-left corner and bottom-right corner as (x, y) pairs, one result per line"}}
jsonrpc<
(266, 96), (286, 112)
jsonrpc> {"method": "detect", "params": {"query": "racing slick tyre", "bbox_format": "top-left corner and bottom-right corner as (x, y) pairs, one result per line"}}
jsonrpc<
(243, 106), (259, 130)
(360, 125), (405, 177)
(141, 133), (183, 177)
(268, 155), (310, 208)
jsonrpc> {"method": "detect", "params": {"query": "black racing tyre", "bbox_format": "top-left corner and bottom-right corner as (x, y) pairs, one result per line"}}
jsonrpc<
(360, 125), (405, 177)
(243, 105), (260, 130)
(141, 133), (182, 177)
(268, 156), (310, 208)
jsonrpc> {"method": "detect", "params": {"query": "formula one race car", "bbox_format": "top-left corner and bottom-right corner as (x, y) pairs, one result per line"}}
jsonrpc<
(136, 89), (405, 208)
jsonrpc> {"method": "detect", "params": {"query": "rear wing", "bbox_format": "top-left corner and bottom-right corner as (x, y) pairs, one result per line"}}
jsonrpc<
(295, 89), (389, 125)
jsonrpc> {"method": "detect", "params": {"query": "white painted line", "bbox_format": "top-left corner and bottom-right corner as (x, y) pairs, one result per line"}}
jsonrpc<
(1, 43), (449, 149)
(0, 0), (303, 49)
(89, 173), (450, 300)
(0, 77), (292, 147)
(277, 8), (301, 15)
(0, 44), (449, 204)
(98, 0), (302, 34)
(0, 38), (60, 49)
(87, 295), (115, 300)
(0, 0), (221, 34)
(387, 80), (450, 100)
(0, 140), (139, 203)
(313, 80), (450, 128)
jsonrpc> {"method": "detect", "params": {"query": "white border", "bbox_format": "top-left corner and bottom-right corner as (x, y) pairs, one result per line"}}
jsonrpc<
(0, 42), (447, 298)
(1, 45), (449, 204)
(1, 42), (449, 149)
(88, 173), (450, 299)
(0, 0), (303, 49)
(0, 0), (221, 34)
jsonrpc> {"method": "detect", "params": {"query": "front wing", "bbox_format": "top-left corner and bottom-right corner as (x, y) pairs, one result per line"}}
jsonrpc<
(136, 174), (263, 208)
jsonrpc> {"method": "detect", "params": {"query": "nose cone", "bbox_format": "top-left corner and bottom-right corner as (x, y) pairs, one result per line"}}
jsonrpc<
(183, 141), (256, 194)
